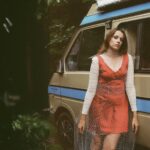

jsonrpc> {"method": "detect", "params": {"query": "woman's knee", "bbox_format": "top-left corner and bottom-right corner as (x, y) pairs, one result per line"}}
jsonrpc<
(93, 135), (101, 144)
(90, 135), (101, 150)
(103, 144), (116, 150)
(102, 134), (120, 150)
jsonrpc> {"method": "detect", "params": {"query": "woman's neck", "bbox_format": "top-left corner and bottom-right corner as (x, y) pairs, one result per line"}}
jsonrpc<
(105, 49), (120, 58)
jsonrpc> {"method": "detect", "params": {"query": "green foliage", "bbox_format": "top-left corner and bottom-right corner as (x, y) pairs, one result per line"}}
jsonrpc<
(81, 0), (94, 3)
(47, 144), (64, 150)
(36, 0), (94, 20)
(11, 114), (57, 150)
(46, 0), (93, 6)
(47, 21), (75, 75)
(47, 0), (68, 6)
(47, 23), (75, 55)
(35, 0), (93, 76)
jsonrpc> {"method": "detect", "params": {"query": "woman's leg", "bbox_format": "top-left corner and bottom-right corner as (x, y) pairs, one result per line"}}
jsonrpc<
(90, 134), (101, 150)
(102, 134), (120, 150)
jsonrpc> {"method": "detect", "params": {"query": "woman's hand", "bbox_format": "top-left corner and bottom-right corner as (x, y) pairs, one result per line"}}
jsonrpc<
(132, 111), (139, 134)
(78, 114), (86, 134)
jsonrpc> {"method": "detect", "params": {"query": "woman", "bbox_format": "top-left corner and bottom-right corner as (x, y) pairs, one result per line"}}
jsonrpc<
(78, 28), (139, 150)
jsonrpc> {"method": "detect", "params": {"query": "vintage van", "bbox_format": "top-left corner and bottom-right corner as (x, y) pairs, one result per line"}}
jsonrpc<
(48, 0), (150, 149)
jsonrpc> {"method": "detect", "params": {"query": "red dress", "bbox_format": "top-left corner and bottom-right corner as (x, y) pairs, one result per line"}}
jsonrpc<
(88, 54), (129, 134)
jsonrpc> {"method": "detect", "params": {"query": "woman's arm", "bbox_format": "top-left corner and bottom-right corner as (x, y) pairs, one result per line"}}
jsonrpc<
(126, 54), (139, 133)
(81, 56), (99, 115)
(126, 54), (137, 111)
(78, 56), (99, 133)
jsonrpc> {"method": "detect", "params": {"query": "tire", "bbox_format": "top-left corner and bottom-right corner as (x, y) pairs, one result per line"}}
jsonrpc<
(56, 112), (74, 147)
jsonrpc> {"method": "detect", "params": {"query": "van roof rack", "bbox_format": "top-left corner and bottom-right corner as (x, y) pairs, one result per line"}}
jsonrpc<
(96, 0), (149, 12)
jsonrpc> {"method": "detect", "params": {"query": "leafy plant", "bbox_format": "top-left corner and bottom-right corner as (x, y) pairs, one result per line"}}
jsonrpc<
(47, 21), (75, 76)
(47, 23), (75, 53)
(11, 114), (58, 150)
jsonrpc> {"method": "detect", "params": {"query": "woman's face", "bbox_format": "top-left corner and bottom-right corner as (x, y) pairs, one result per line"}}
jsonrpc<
(109, 30), (124, 51)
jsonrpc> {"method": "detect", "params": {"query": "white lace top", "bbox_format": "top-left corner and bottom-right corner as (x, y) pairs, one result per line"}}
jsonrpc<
(82, 54), (137, 114)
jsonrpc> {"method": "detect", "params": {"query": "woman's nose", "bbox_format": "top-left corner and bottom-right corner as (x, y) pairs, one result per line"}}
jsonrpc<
(116, 38), (121, 43)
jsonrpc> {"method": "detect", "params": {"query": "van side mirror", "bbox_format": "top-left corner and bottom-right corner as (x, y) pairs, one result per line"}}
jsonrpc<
(57, 59), (64, 74)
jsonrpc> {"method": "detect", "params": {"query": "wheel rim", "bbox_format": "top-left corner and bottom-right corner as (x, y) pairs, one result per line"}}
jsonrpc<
(57, 115), (74, 146)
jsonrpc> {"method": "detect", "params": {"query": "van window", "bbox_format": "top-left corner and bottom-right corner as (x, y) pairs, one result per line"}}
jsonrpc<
(118, 18), (150, 72)
(140, 19), (150, 71)
(118, 22), (138, 62)
(66, 26), (105, 71)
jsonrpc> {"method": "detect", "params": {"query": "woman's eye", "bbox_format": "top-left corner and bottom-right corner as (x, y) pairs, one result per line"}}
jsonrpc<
(120, 38), (123, 42)
(113, 36), (118, 39)
(113, 35), (123, 42)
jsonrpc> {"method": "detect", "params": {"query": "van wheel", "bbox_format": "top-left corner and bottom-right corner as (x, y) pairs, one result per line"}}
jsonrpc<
(56, 112), (74, 147)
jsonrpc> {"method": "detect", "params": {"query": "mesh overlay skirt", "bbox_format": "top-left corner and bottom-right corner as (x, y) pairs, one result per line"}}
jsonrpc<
(74, 111), (135, 150)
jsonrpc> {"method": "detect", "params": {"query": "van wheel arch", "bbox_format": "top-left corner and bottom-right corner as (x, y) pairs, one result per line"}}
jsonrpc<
(55, 108), (74, 147)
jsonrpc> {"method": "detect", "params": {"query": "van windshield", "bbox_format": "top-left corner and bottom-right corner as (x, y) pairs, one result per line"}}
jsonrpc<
(66, 26), (105, 71)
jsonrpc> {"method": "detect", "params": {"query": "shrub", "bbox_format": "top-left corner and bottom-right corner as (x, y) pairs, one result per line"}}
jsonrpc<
(11, 113), (60, 150)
